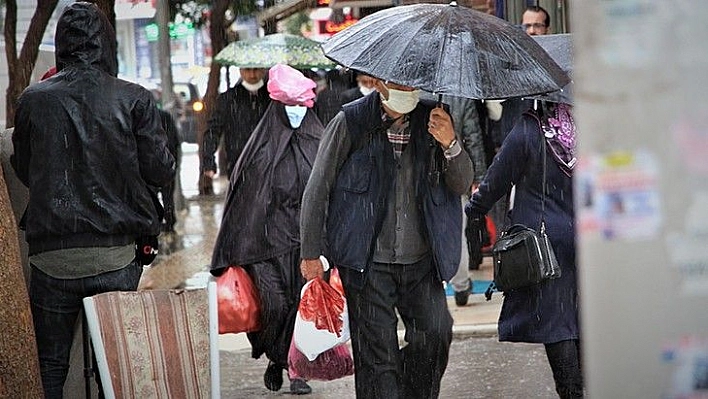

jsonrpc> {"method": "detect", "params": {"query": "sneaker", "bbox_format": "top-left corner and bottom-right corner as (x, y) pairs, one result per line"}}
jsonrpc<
(263, 361), (283, 391)
(454, 289), (470, 306)
(290, 378), (312, 395)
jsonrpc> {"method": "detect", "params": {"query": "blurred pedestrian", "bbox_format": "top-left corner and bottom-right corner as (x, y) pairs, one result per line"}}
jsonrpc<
(466, 101), (582, 398)
(11, 3), (174, 397)
(202, 67), (270, 180)
(313, 68), (351, 126)
(156, 106), (182, 233)
(522, 5), (551, 36)
(210, 64), (323, 395)
(485, 5), (554, 242)
(340, 71), (376, 105)
(299, 76), (474, 398)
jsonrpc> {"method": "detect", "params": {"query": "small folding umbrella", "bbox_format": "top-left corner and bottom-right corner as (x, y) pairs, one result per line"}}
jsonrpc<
(214, 33), (336, 70)
(321, 2), (570, 100)
(526, 34), (573, 104)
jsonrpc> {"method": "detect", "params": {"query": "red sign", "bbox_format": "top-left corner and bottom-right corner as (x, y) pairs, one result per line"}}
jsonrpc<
(320, 16), (359, 34)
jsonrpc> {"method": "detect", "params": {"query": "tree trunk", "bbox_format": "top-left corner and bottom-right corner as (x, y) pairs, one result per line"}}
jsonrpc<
(199, 0), (231, 196)
(156, 0), (175, 113)
(0, 167), (43, 398)
(3, 0), (59, 129)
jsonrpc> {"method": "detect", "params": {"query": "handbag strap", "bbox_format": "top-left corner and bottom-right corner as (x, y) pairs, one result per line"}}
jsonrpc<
(527, 109), (549, 234)
(541, 117), (548, 234)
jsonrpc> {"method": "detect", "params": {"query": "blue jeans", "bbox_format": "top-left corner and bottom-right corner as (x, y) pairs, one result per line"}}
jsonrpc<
(30, 260), (142, 399)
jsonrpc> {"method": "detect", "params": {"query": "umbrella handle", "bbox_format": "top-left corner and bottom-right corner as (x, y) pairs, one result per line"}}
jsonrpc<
(436, 94), (443, 108)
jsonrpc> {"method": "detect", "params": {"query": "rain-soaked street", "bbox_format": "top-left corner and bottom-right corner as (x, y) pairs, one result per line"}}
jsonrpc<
(218, 337), (556, 398)
(148, 144), (557, 398)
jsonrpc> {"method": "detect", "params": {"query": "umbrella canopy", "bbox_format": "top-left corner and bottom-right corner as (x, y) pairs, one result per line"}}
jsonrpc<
(215, 33), (336, 70)
(527, 33), (573, 104)
(321, 3), (570, 100)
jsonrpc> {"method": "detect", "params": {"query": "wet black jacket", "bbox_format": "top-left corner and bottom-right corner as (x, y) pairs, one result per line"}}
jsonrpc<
(11, 2), (174, 255)
(202, 81), (270, 177)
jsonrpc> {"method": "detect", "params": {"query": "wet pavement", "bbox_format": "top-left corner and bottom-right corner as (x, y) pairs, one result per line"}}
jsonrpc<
(151, 144), (557, 398)
(218, 338), (556, 398)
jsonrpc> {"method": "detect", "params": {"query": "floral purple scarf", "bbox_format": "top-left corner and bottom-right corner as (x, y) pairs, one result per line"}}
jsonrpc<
(542, 103), (576, 176)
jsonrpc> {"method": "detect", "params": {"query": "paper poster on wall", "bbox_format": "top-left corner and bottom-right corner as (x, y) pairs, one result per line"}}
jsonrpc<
(662, 335), (708, 398)
(666, 191), (708, 296)
(673, 116), (708, 176)
(599, 0), (663, 68)
(576, 150), (661, 241)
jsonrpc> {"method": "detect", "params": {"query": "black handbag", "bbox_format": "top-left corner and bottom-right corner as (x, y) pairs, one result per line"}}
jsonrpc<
(492, 222), (560, 291)
(491, 122), (561, 292)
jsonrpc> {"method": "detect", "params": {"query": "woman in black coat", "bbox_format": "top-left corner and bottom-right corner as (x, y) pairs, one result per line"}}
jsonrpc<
(210, 64), (323, 395)
(466, 102), (582, 398)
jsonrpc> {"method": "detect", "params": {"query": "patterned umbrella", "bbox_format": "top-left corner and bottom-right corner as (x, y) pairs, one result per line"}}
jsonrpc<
(214, 33), (336, 70)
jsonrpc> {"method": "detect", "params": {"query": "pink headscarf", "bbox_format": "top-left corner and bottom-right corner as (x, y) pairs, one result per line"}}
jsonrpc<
(267, 64), (317, 108)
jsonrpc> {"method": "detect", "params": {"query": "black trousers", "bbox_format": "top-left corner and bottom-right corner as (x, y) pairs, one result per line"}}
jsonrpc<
(544, 339), (584, 398)
(339, 257), (453, 399)
(244, 249), (304, 370)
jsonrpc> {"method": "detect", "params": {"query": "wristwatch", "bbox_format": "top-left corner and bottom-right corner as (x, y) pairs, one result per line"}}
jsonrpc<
(443, 138), (461, 160)
(446, 138), (458, 150)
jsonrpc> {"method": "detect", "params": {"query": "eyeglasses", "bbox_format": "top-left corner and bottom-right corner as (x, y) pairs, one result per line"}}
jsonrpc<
(522, 23), (547, 30)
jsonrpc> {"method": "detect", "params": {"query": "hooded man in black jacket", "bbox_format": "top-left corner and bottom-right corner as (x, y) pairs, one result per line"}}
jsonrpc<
(210, 64), (323, 395)
(11, 3), (174, 397)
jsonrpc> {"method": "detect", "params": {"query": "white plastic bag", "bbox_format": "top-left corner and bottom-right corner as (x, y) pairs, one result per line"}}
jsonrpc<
(293, 271), (350, 361)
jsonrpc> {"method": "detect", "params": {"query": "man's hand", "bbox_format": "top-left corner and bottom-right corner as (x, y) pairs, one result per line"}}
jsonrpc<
(203, 170), (216, 179)
(428, 107), (456, 148)
(300, 258), (324, 281)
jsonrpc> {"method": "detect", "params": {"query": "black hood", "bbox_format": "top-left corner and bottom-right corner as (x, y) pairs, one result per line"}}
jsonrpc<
(55, 2), (118, 76)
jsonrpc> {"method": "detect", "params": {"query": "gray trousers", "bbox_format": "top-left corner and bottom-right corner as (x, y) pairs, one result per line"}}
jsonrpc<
(450, 196), (471, 292)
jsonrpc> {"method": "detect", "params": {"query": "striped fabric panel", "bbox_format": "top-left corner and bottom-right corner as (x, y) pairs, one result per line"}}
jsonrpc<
(91, 289), (211, 398)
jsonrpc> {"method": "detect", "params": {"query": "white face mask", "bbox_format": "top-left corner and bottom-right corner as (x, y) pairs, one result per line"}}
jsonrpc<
(359, 84), (374, 96)
(380, 85), (420, 114)
(285, 105), (307, 128)
(241, 79), (264, 92)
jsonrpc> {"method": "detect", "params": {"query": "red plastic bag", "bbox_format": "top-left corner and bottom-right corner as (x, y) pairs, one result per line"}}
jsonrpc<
(216, 266), (261, 334)
(293, 268), (350, 360)
(329, 267), (345, 296)
(299, 276), (345, 336)
(288, 339), (354, 381)
(482, 215), (497, 253)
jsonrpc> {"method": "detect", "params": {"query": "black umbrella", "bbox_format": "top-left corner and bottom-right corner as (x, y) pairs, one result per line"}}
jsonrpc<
(527, 34), (573, 104)
(321, 2), (570, 100)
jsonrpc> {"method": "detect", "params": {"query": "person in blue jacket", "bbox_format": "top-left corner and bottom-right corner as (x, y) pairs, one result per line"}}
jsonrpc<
(299, 76), (474, 398)
(466, 101), (582, 398)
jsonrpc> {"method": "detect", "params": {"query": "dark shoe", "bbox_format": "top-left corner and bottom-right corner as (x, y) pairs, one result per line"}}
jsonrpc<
(454, 289), (471, 306)
(290, 378), (312, 395)
(264, 361), (283, 391)
(468, 258), (481, 270)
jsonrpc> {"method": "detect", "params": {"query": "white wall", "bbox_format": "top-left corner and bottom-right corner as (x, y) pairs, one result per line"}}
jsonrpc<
(574, 1), (708, 398)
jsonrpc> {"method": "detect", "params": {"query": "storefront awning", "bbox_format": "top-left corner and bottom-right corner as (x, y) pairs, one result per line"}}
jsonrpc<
(115, 0), (156, 20)
(257, 0), (317, 24)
